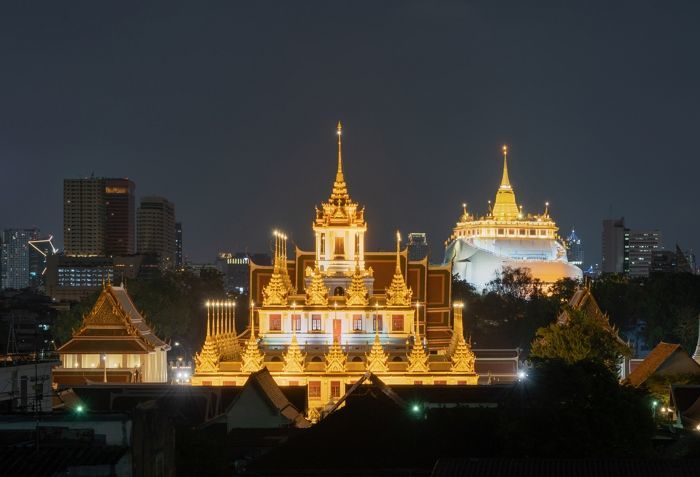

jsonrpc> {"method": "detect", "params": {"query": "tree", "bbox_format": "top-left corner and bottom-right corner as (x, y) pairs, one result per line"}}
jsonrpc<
(530, 308), (630, 373)
(501, 359), (655, 457)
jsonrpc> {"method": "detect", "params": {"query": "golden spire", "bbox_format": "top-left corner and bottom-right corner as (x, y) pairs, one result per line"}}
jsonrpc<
(386, 231), (413, 307)
(406, 336), (430, 373)
(262, 231), (289, 306)
(491, 144), (520, 220)
(241, 303), (264, 374)
(365, 332), (389, 373)
(450, 333), (476, 373)
(305, 264), (329, 306)
(345, 258), (369, 306)
(329, 121), (350, 204)
(283, 332), (306, 373)
(500, 144), (511, 188)
(325, 337), (347, 373)
(195, 302), (220, 373)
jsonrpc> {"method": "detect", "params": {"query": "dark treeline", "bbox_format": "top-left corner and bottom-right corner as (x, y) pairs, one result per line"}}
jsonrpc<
(454, 268), (700, 355)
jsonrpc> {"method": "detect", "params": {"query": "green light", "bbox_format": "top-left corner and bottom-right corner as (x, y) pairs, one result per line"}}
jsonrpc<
(652, 400), (659, 408)
(75, 404), (85, 414)
(411, 404), (420, 413)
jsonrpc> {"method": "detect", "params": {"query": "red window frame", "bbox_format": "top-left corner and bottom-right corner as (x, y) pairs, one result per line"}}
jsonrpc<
(269, 314), (282, 331)
(352, 314), (363, 331)
(392, 314), (404, 332)
(311, 314), (322, 331)
(309, 381), (321, 398)
(291, 314), (301, 331)
(374, 314), (383, 332)
(331, 380), (341, 398)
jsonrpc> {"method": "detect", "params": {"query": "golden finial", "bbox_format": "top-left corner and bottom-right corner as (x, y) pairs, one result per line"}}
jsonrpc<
(545, 201), (550, 217)
(337, 121), (343, 173)
(500, 144), (511, 188)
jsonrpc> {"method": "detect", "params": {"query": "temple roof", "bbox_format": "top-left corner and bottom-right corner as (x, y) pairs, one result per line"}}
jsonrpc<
(58, 284), (170, 354)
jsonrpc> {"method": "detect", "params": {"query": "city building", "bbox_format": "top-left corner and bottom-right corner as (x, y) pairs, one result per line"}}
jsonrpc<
(601, 217), (629, 274)
(1, 228), (39, 290)
(64, 177), (136, 257)
(565, 228), (584, 268)
(192, 124), (486, 414)
(651, 245), (694, 274)
(27, 235), (58, 288)
(628, 230), (662, 278)
(215, 252), (271, 294)
(53, 283), (170, 385)
(0, 289), (58, 356)
(137, 196), (176, 269)
(44, 254), (149, 302)
(444, 146), (582, 291)
(0, 354), (58, 413)
(407, 232), (429, 261)
(175, 222), (183, 268)
(104, 178), (136, 256)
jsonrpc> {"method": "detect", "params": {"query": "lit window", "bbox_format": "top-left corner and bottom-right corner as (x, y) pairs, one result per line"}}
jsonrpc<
(392, 315), (404, 332)
(374, 315), (383, 332)
(331, 380), (341, 398)
(309, 381), (321, 398)
(291, 314), (301, 331)
(311, 314), (322, 331)
(269, 314), (281, 331)
(353, 314), (363, 331)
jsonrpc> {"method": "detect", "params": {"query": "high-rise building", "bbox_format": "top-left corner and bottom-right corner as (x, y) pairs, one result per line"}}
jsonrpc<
(628, 230), (662, 278)
(601, 218), (629, 274)
(64, 177), (136, 257)
(175, 222), (183, 268)
(104, 178), (136, 256)
(407, 233), (429, 261)
(1, 228), (39, 290)
(565, 229), (584, 268)
(63, 178), (106, 256)
(137, 197), (176, 269)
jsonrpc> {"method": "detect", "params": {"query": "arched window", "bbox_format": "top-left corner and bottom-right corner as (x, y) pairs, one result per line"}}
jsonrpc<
(351, 356), (363, 362)
(392, 356), (403, 362)
(311, 356), (323, 362)
(334, 286), (344, 296)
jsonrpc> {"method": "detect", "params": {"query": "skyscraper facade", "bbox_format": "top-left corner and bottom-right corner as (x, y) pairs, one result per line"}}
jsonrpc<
(175, 222), (183, 268)
(64, 178), (105, 256)
(137, 197), (176, 269)
(407, 233), (429, 261)
(565, 229), (584, 268)
(1, 228), (39, 289)
(601, 218), (629, 274)
(628, 230), (662, 278)
(104, 178), (136, 256)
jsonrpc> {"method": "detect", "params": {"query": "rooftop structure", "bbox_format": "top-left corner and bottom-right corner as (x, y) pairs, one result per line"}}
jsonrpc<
(54, 283), (170, 386)
(445, 146), (582, 291)
(192, 124), (483, 415)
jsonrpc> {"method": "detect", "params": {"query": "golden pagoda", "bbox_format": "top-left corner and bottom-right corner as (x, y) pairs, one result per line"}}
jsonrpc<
(192, 123), (478, 414)
(445, 145), (583, 291)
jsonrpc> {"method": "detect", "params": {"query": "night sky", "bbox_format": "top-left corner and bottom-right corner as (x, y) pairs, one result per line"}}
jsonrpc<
(2, 2), (699, 265)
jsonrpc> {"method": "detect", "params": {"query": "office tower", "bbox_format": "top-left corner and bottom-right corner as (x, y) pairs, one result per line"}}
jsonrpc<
(1, 228), (39, 289)
(565, 229), (584, 268)
(601, 218), (629, 274)
(628, 230), (662, 278)
(64, 177), (135, 257)
(104, 178), (136, 256)
(175, 222), (183, 268)
(63, 178), (106, 256)
(137, 197), (176, 269)
(407, 233), (429, 261)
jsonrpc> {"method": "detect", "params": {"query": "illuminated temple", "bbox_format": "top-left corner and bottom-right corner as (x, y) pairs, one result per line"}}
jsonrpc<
(444, 146), (582, 291)
(192, 123), (478, 412)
